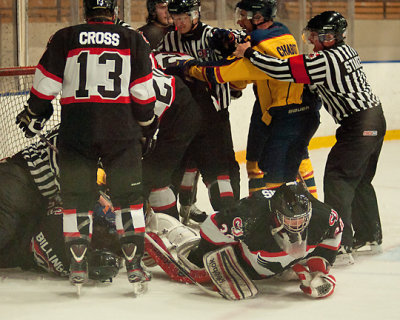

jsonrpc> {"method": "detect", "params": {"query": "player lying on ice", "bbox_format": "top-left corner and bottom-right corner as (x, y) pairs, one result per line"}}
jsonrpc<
(0, 127), (121, 283)
(145, 181), (343, 300)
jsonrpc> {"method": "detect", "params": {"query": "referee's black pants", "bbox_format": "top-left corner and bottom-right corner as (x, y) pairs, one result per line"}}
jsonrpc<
(323, 105), (386, 248)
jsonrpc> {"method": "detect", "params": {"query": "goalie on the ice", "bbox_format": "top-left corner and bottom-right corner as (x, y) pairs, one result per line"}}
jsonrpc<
(148, 181), (342, 300)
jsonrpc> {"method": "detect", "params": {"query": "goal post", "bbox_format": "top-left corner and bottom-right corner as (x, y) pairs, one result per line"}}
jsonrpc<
(0, 66), (60, 159)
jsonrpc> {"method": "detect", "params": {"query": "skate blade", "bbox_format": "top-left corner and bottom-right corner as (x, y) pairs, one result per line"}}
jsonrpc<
(75, 283), (82, 297)
(354, 244), (383, 255)
(131, 281), (148, 296)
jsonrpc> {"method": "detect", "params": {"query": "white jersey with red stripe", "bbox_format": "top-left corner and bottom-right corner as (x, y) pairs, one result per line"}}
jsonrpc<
(198, 190), (342, 278)
(27, 20), (156, 143)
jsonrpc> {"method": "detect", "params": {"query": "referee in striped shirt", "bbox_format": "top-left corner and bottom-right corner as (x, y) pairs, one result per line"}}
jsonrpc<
(234, 11), (386, 259)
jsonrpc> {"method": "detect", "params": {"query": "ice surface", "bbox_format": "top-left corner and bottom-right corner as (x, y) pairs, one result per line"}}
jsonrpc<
(1, 141), (399, 320)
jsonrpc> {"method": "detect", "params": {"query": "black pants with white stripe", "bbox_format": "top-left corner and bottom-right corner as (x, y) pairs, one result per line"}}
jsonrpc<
(323, 105), (386, 248)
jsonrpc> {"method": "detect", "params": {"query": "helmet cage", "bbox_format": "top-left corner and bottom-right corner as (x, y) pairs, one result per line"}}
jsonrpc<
(274, 194), (312, 234)
(302, 27), (346, 44)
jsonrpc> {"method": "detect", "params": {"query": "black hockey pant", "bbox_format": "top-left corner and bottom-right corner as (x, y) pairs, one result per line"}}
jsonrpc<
(323, 105), (386, 247)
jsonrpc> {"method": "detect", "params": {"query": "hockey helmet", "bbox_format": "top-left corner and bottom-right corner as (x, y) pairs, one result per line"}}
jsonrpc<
(88, 249), (121, 282)
(303, 11), (348, 44)
(235, 0), (277, 22)
(84, 0), (117, 17)
(270, 181), (312, 234)
(168, 0), (201, 19)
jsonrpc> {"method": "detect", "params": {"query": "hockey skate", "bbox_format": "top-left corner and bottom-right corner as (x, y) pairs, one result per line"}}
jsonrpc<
(180, 204), (208, 226)
(353, 240), (383, 255)
(122, 243), (152, 296)
(69, 244), (89, 296)
(335, 245), (355, 266)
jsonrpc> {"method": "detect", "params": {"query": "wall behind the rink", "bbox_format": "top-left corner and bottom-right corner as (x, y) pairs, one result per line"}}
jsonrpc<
(230, 61), (400, 163)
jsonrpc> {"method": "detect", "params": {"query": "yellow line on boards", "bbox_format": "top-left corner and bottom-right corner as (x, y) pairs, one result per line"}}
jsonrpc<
(234, 129), (400, 164)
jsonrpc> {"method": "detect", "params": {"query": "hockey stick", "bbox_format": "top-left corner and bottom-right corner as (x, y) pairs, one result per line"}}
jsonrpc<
(297, 170), (308, 190)
(38, 133), (59, 154)
(144, 233), (221, 298)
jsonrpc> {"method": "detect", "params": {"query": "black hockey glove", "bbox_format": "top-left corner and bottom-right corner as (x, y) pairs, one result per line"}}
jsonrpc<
(141, 115), (160, 158)
(16, 104), (52, 138)
(230, 88), (243, 100)
(209, 29), (237, 58)
(164, 59), (197, 83)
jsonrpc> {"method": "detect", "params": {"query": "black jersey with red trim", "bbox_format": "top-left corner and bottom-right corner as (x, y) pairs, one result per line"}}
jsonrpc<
(27, 21), (156, 143)
(198, 189), (342, 279)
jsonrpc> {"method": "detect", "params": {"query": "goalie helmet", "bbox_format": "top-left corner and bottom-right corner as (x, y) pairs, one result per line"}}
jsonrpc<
(303, 11), (348, 44)
(84, 0), (117, 17)
(235, 0), (277, 22)
(270, 182), (311, 258)
(270, 181), (312, 234)
(168, 0), (201, 17)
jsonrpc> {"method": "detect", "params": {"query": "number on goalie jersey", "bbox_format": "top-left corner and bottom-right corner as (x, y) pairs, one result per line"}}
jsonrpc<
(188, 182), (343, 279)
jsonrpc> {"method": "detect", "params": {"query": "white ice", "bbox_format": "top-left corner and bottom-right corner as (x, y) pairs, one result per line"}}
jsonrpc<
(1, 141), (399, 320)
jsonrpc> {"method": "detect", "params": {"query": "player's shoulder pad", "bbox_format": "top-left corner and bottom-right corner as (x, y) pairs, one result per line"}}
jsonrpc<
(250, 22), (292, 44)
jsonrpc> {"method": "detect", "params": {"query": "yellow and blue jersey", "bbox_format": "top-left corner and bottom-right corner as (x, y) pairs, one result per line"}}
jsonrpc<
(189, 22), (304, 125)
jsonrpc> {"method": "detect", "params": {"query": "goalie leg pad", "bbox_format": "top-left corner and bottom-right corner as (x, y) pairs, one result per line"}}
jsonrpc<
(203, 246), (258, 300)
(145, 232), (210, 283)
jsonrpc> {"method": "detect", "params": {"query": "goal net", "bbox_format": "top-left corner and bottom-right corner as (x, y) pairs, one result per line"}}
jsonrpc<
(0, 67), (61, 159)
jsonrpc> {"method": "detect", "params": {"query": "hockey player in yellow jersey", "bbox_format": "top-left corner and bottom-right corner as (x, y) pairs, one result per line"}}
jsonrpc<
(186, 0), (320, 196)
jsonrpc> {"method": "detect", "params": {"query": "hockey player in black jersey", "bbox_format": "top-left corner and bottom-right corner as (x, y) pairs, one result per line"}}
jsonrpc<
(157, 0), (241, 221)
(142, 67), (202, 220)
(147, 181), (342, 299)
(138, 0), (174, 49)
(15, 0), (157, 293)
(233, 11), (386, 262)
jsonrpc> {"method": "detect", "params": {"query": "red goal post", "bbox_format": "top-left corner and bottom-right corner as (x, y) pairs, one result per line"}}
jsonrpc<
(0, 66), (61, 159)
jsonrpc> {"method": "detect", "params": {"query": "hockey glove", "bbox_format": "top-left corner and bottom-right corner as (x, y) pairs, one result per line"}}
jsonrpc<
(292, 256), (336, 298)
(209, 29), (237, 58)
(16, 104), (52, 138)
(164, 59), (197, 82)
(230, 88), (243, 100)
(140, 115), (160, 158)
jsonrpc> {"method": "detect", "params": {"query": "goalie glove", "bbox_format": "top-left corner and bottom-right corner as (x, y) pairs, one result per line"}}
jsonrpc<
(292, 256), (336, 298)
(16, 104), (52, 138)
(140, 115), (159, 158)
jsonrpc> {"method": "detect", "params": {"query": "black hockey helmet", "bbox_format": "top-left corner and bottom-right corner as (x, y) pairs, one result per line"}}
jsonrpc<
(84, 0), (117, 17)
(236, 0), (277, 22)
(168, 0), (201, 16)
(147, 0), (170, 21)
(270, 182), (312, 234)
(88, 249), (121, 282)
(303, 11), (348, 43)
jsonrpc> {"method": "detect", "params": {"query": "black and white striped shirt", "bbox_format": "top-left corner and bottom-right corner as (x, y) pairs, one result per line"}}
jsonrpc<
(20, 126), (60, 199)
(244, 43), (381, 123)
(156, 22), (232, 111)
